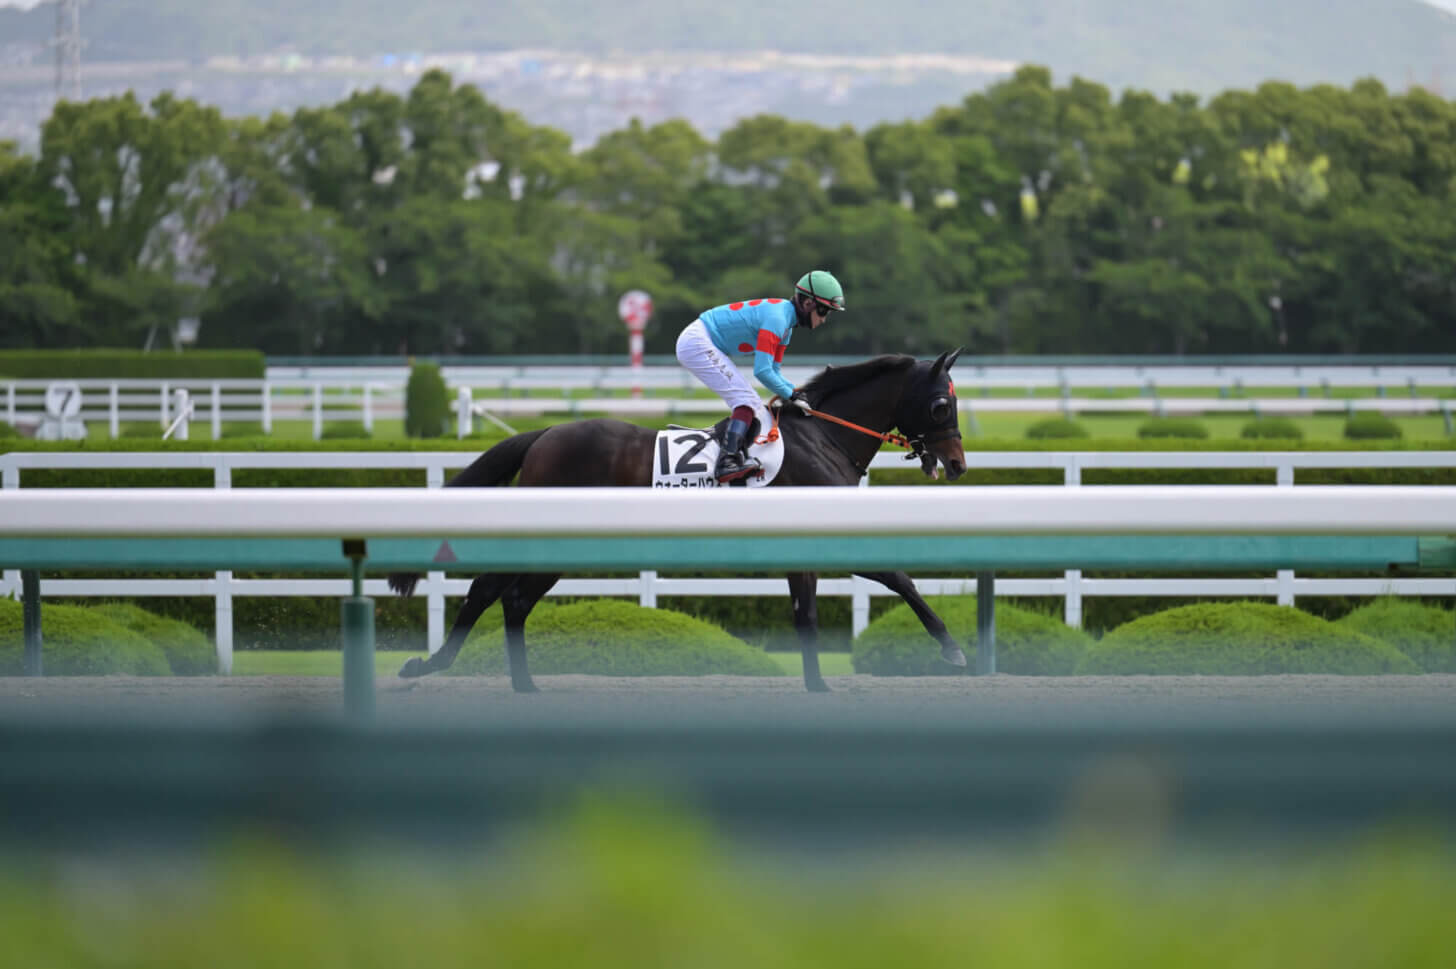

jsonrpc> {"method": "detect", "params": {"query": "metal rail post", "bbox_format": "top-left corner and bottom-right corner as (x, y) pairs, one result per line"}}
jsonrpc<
(976, 571), (996, 675)
(22, 570), (41, 676)
(341, 540), (374, 720)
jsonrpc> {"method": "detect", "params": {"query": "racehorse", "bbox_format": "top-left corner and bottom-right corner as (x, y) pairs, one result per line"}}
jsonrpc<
(389, 348), (969, 693)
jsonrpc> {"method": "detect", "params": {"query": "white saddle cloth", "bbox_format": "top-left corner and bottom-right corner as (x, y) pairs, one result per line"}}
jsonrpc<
(650, 423), (786, 488)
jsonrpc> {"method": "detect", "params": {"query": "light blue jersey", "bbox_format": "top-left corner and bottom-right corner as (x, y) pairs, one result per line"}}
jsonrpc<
(698, 298), (797, 399)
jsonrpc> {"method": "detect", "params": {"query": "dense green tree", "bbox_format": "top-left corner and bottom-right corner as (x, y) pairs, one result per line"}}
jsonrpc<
(7, 66), (1456, 356)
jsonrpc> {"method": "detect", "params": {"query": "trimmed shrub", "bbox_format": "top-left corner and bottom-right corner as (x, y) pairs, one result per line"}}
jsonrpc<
(853, 597), (1092, 676)
(1078, 602), (1418, 674)
(446, 599), (782, 676)
(0, 421), (17, 439)
(1137, 417), (1209, 439)
(1240, 417), (1303, 440)
(405, 362), (450, 438)
(1344, 413), (1402, 440)
(1025, 417), (1090, 440)
(320, 421), (373, 440)
(0, 598), (170, 675)
(1336, 599), (1456, 673)
(91, 602), (215, 675)
(0, 350), (264, 379)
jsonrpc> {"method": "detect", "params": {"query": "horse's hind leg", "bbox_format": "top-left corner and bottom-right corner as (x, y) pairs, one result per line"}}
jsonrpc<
(787, 572), (830, 693)
(501, 572), (561, 693)
(854, 570), (968, 668)
(399, 572), (517, 678)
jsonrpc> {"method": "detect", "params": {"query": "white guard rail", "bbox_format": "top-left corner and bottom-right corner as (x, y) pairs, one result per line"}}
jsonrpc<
(3, 452), (1455, 671)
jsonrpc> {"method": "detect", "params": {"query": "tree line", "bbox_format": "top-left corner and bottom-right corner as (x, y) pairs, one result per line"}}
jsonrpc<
(3, 65), (1454, 358)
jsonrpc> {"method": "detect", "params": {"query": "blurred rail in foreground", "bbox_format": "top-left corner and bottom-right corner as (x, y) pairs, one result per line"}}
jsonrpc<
(2, 709), (1453, 850)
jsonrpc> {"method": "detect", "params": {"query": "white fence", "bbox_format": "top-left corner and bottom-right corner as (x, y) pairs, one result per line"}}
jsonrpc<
(6, 366), (1456, 440)
(4, 449), (1455, 671)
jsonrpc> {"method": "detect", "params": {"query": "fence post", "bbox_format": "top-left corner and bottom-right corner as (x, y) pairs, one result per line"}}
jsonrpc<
(211, 382), (222, 440)
(362, 384), (373, 433)
(639, 570), (657, 608)
(852, 473), (872, 629)
(1277, 460), (1295, 605)
(167, 389), (190, 441)
(261, 380), (273, 433)
(109, 383), (119, 438)
(160, 382), (170, 429)
(1063, 454), (1082, 627)
(457, 386), (472, 439)
(214, 460), (233, 673)
(2, 462), (17, 602)
(426, 461), (445, 655)
(851, 575), (871, 637)
(312, 383), (323, 440)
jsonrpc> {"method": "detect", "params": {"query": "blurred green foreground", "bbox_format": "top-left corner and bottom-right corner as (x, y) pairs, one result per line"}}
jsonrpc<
(2, 798), (1452, 967)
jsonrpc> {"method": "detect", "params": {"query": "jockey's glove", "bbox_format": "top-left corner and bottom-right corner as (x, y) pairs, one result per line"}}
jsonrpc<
(788, 390), (812, 416)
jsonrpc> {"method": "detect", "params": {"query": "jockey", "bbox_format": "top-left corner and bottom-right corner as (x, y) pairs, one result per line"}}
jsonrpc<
(675, 270), (846, 483)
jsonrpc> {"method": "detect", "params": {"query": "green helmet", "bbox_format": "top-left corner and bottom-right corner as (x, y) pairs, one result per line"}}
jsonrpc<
(795, 270), (846, 312)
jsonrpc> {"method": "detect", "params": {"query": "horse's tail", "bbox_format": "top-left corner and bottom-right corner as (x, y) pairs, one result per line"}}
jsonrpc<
(445, 428), (550, 488)
(387, 429), (550, 597)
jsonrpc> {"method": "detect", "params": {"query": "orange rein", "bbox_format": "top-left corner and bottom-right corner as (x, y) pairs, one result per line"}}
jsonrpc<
(766, 396), (915, 452)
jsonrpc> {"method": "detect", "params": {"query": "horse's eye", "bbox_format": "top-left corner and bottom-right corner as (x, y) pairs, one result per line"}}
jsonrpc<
(929, 398), (952, 423)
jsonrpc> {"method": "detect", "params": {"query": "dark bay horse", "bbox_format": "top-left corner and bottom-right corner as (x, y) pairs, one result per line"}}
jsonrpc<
(389, 349), (969, 693)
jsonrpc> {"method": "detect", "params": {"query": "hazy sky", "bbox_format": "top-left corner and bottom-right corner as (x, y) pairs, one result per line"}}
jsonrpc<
(2, 0), (1455, 16)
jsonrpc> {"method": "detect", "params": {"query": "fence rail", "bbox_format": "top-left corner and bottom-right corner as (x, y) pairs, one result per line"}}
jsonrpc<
(4, 450), (1456, 673)
(6, 365), (1456, 440)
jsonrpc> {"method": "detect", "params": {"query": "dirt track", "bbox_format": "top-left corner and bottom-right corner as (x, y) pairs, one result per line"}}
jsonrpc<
(2, 674), (1454, 727)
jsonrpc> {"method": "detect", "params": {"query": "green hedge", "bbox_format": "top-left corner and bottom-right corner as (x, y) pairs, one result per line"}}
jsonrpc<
(90, 602), (215, 675)
(1336, 599), (1456, 673)
(1241, 417), (1304, 440)
(853, 597), (1092, 675)
(1344, 413), (1402, 440)
(1025, 417), (1090, 439)
(1078, 602), (1418, 674)
(405, 362), (450, 438)
(0, 350), (264, 379)
(1137, 417), (1209, 439)
(446, 600), (782, 675)
(0, 599), (171, 675)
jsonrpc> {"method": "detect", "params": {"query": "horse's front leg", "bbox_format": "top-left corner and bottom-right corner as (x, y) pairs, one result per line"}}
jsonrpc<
(787, 572), (830, 693)
(854, 570), (968, 668)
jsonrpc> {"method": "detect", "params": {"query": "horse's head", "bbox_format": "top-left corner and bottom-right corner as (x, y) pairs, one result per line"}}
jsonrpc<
(896, 348), (966, 481)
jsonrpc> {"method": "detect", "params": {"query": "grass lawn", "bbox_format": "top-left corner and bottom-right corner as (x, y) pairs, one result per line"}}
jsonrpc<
(230, 649), (857, 677)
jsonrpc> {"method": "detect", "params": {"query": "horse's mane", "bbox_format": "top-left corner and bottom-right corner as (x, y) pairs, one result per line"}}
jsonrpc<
(798, 354), (917, 404)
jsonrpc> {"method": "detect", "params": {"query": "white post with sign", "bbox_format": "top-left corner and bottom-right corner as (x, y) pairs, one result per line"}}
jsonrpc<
(38, 381), (87, 441)
(617, 289), (653, 399)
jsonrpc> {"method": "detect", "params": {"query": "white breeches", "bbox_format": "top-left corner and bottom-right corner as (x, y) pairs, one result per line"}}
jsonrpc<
(676, 319), (771, 426)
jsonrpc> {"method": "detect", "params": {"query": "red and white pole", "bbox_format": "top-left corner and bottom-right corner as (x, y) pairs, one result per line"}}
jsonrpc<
(617, 290), (653, 400)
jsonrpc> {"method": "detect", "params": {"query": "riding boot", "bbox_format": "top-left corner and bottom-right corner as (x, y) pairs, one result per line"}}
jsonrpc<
(715, 418), (761, 484)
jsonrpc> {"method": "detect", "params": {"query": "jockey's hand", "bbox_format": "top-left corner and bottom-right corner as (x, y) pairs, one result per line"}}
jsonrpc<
(787, 391), (812, 416)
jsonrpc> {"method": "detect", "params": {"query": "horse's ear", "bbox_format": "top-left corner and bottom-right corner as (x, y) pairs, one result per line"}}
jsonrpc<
(928, 350), (950, 382)
(946, 347), (963, 371)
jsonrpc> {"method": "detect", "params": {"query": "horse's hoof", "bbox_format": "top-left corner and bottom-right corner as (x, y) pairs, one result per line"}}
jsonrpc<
(398, 656), (429, 678)
(941, 645), (968, 668)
